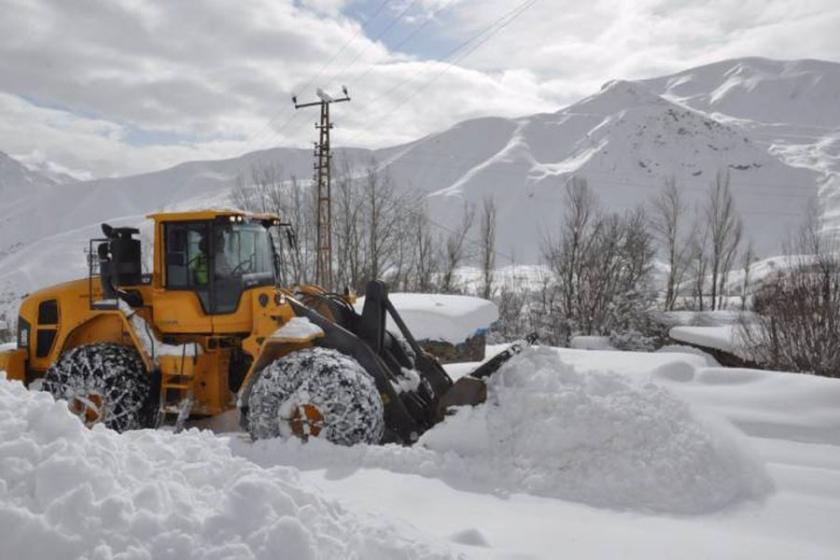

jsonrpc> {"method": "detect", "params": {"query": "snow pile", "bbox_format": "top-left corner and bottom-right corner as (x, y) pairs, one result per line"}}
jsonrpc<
(569, 335), (615, 350)
(354, 293), (498, 344)
(656, 345), (721, 367)
(272, 316), (324, 340)
(423, 347), (770, 512)
(0, 375), (455, 560)
(235, 348), (771, 514)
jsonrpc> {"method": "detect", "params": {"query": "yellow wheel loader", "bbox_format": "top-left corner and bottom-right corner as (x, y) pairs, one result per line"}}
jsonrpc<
(0, 210), (534, 444)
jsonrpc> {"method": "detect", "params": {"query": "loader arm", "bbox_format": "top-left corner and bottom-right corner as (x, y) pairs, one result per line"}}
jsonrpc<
(285, 296), (428, 443)
(356, 281), (453, 400)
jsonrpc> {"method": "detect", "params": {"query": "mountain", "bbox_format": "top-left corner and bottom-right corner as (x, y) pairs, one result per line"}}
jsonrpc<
(641, 58), (840, 128)
(384, 64), (826, 261)
(0, 150), (58, 195)
(1, 57), (837, 316)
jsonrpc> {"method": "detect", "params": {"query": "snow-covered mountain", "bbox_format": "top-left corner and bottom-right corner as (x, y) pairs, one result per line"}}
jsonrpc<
(0, 150), (58, 196)
(1, 57), (838, 314)
(391, 74), (821, 262)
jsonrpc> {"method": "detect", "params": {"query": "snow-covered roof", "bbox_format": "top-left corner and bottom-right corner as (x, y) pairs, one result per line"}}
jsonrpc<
(669, 324), (752, 360)
(354, 293), (498, 344)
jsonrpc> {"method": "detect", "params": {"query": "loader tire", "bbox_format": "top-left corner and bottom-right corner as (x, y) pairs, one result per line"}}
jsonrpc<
(43, 343), (150, 432)
(246, 347), (384, 446)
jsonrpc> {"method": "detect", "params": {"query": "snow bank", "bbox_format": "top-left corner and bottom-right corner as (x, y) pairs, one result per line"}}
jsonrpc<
(656, 345), (721, 367)
(655, 365), (840, 446)
(234, 348), (771, 514)
(423, 347), (771, 512)
(354, 293), (498, 344)
(569, 336), (615, 350)
(0, 375), (455, 560)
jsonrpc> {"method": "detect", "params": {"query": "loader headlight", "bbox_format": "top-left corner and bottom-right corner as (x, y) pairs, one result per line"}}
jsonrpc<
(17, 317), (30, 349)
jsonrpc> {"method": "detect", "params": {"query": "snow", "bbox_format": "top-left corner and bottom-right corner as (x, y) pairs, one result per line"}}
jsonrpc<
(656, 344), (721, 367)
(669, 324), (752, 360)
(424, 347), (770, 512)
(292, 348), (840, 559)
(569, 335), (615, 350)
(392, 367), (422, 394)
(271, 316), (324, 340)
(118, 300), (198, 361)
(354, 293), (498, 344)
(4, 339), (840, 558)
(0, 373), (454, 559)
(237, 347), (770, 513)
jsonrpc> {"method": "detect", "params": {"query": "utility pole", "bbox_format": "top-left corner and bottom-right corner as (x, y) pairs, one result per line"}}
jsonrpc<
(293, 87), (350, 290)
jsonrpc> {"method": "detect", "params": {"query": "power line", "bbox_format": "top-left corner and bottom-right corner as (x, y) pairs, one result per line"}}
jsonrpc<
(345, 15), (434, 87)
(243, 0), (392, 153)
(322, 0), (539, 155)
(320, 0), (422, 93)
(364, 0), (539, 114)
(258, 0), (538, 155)
(247, 0), (434, 155)
(296, 0), (392, 97)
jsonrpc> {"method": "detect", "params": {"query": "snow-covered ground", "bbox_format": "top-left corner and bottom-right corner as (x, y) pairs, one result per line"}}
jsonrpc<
(3, 343), (840, 559)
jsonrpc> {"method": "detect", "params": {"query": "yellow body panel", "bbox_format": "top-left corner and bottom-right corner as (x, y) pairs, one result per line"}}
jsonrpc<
(0, 348), (26, 382)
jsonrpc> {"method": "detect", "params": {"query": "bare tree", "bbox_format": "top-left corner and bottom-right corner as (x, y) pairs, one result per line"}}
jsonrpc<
(739, 241), (755, 311)
(231, 164), (316, 284)
(479, 196), (497, 300)
(650, 177), (688, 310)
(741, 242), (840, 378)
(705, 171), (743, 310)
(542, 177), (655, 339)
(333, 160), (363, 290)
(413, 203), (438, 292)
(688, 226), (709, 311)
(440, 202), (476, 293)
(542, 176), (599, 319)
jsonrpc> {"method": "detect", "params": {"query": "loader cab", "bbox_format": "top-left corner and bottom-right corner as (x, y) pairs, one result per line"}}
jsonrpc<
(159, 213), (279, 315)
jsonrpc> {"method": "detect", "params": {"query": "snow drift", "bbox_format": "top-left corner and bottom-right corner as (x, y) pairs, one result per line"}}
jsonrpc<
(236, 348), (771, 514)
(0, 375), (454, 560)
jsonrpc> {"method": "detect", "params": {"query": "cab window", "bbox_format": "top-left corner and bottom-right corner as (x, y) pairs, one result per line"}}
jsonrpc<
(164, 220), (277, 315)
(165, 222), (211, 310)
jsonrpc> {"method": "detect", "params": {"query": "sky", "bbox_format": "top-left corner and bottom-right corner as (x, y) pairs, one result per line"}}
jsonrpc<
(1, 0), (840, 179)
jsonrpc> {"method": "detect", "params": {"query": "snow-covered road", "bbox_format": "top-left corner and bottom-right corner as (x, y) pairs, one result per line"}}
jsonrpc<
(2, 345), (840, 559)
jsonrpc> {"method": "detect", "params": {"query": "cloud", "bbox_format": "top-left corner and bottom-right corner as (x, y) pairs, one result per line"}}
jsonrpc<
(442, 0), (840, 94)
(1, 0), (839, 178)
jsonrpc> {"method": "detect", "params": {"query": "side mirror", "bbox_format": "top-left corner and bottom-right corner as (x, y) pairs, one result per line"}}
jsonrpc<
(98, 241), (116, 299)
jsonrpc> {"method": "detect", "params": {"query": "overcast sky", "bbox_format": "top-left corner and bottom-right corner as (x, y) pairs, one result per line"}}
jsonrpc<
(2, 0), (839, 179)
